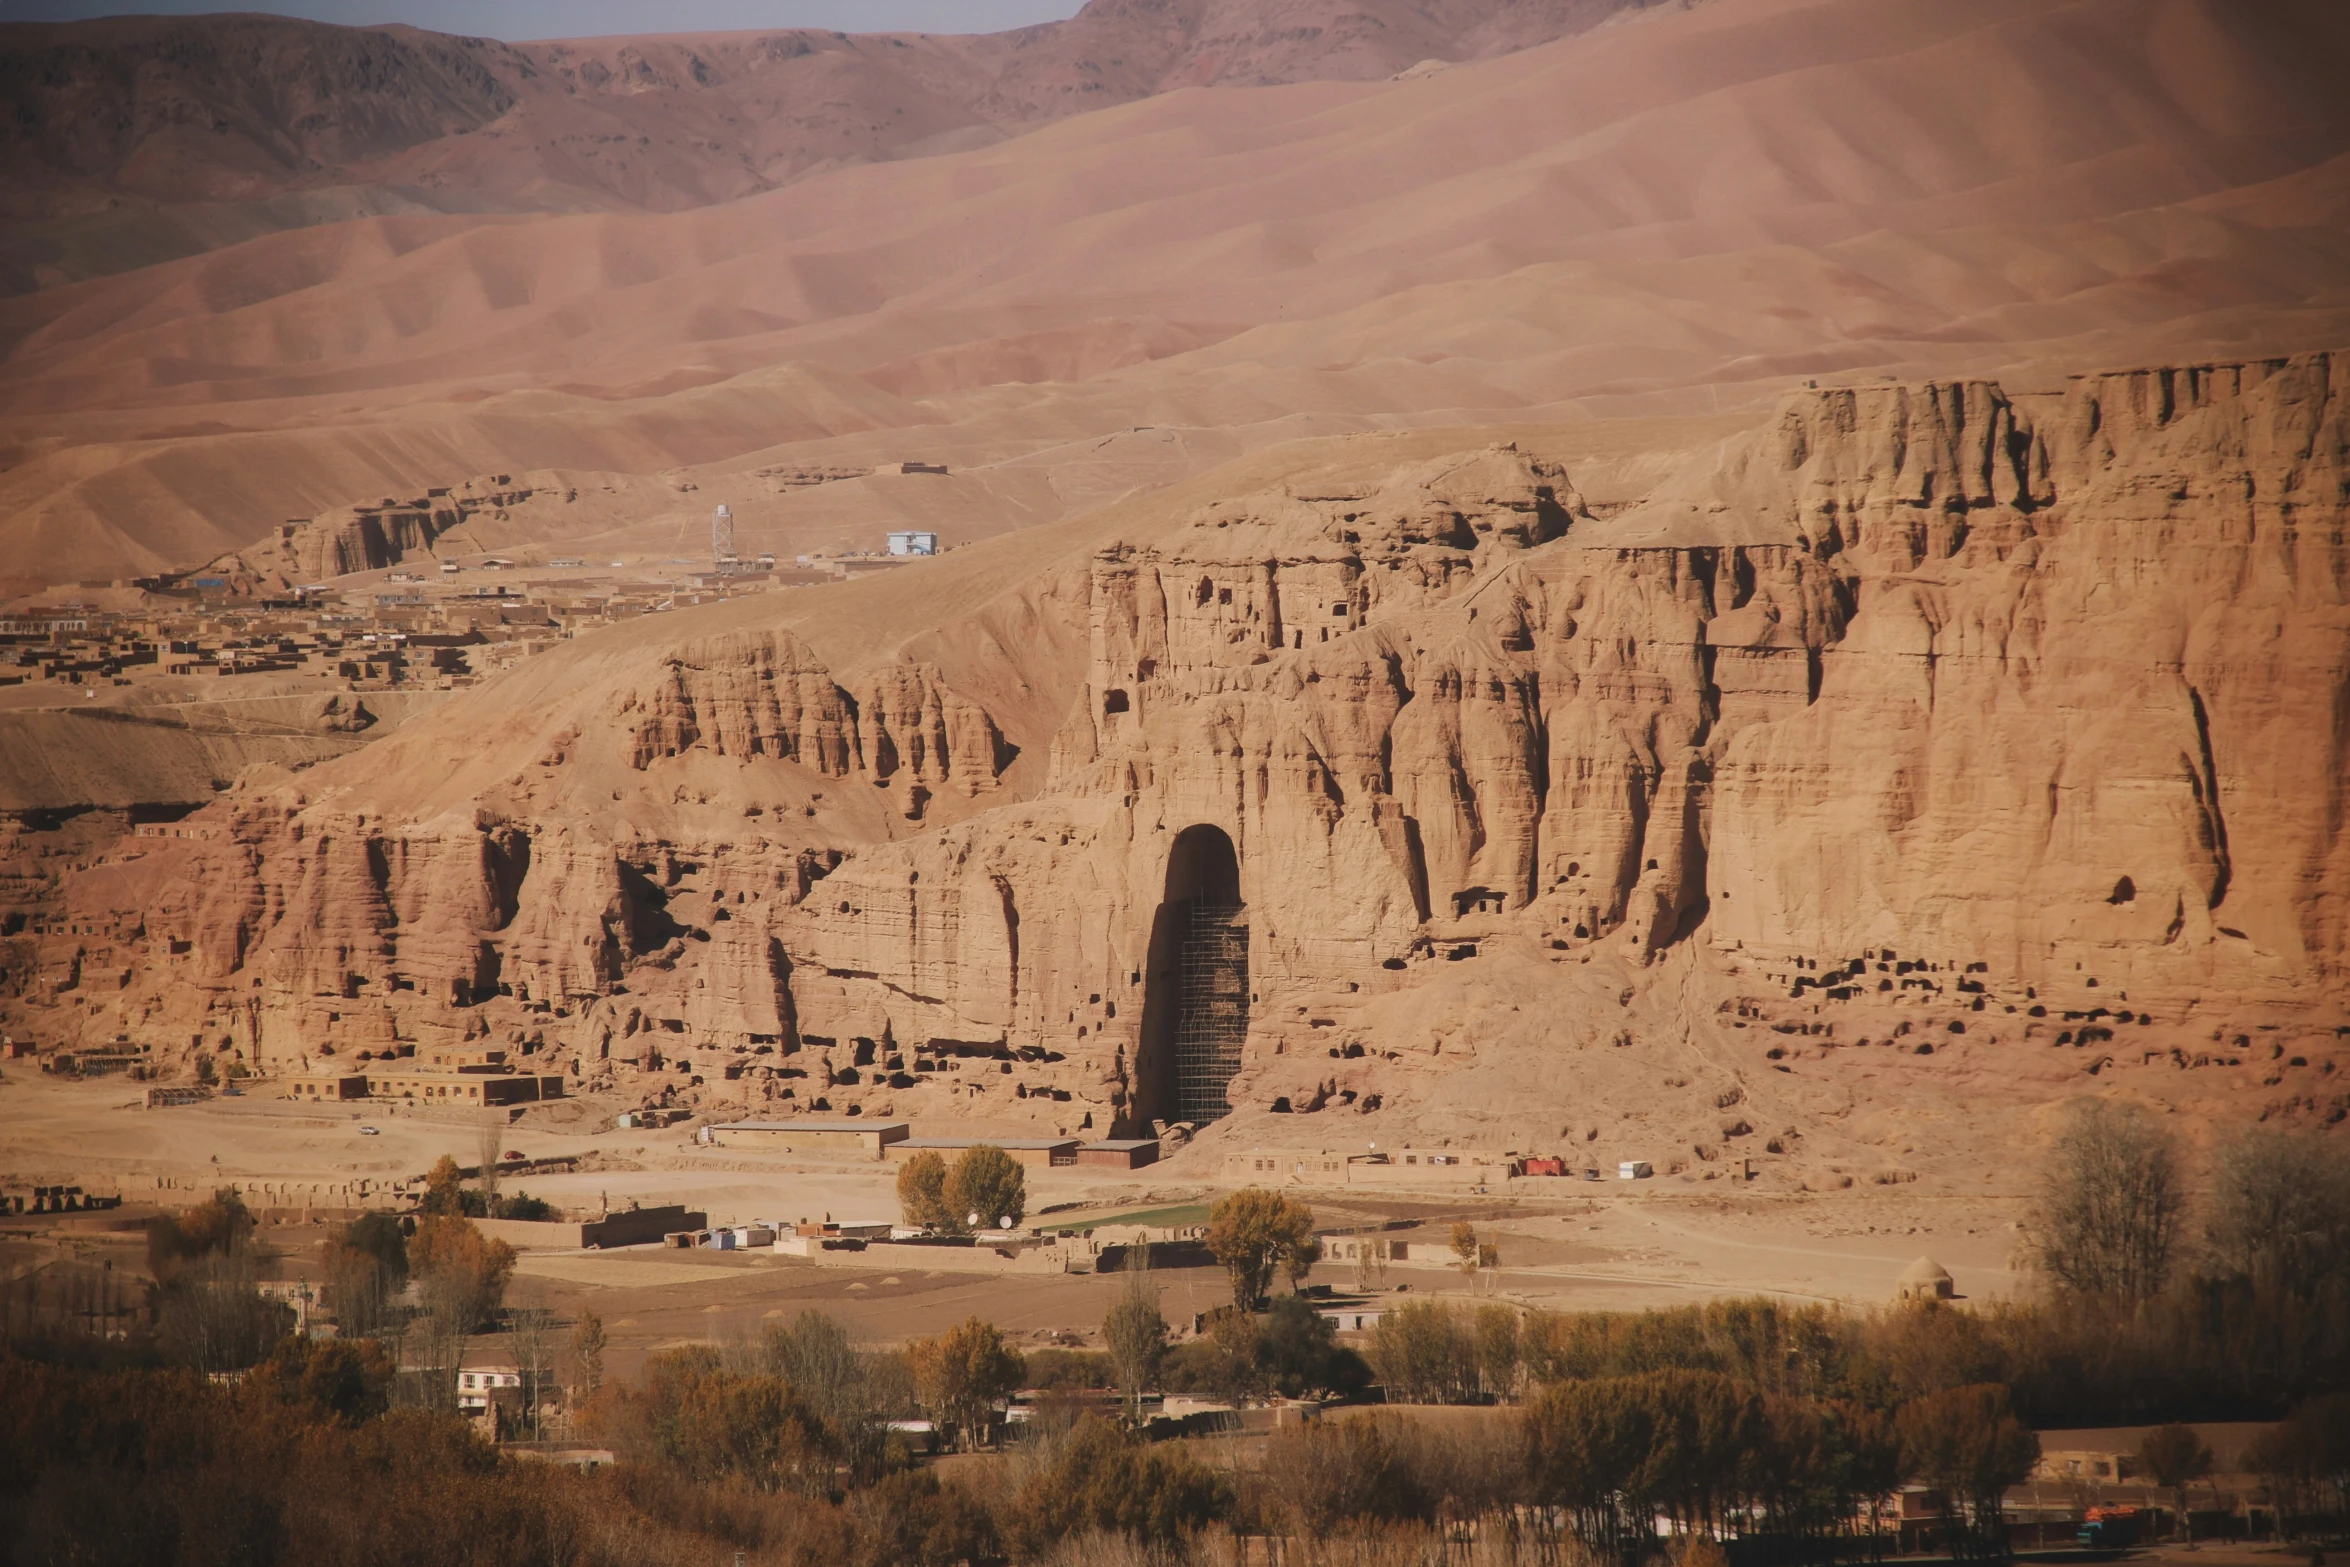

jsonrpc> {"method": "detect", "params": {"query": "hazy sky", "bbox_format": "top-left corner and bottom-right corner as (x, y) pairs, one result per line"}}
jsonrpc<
(0, 1), (1085, 39)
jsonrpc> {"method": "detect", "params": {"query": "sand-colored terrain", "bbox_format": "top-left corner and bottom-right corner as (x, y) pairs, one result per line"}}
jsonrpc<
(0, 1068), (2035, 1373)
(4, 0), (2348, 582)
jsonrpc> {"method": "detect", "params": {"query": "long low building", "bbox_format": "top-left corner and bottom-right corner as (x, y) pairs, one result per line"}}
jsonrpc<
(710, 1119), (909, 1159)
(365, 1070), (565, 1106)
(1075, 1139), (1159, 1169)
(883, 1137), (1079, 1169)
(280, 1064), (565, 1106)
(284, 1072), (369, 1101)
(471, 1205), (706, 1250)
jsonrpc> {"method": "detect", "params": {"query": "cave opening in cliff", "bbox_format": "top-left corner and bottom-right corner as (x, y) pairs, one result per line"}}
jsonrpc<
(1135, 825), (1248, 1129)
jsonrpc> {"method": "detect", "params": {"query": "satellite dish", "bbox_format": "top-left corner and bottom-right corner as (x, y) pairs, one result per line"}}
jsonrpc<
(998, 1215), (1011, 1229)
(967, 1211), (981, 1228)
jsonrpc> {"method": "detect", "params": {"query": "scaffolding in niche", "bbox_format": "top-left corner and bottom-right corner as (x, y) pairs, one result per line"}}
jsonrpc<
(1172, 901), (1248, 1124)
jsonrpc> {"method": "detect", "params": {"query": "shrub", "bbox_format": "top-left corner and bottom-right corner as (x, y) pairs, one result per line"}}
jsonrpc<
(850, 1467), (1002, 1567)
(1025, 1348), (1115, 1392)
(597, 1345), (834, 1493)
(1204, 1188), (1316, 1310)
(1896, 1383), (2039, 1556)
(1260, 1415), (1431, 1535)
(1259, 1295), (1369, 1398)
(897, 1150), (951, 1230)
(946, 1145), (1027, 1232)
(1002, 1416), (1233, 1559)
(911, 1316), (1025, 1449)
(243, 1334), (394, 1425)
(1102, 1251), (1168, 1411)
(1371, 1301), (1476, 1404)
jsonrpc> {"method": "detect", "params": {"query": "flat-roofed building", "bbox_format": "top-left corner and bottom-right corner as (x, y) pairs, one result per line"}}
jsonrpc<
(284, 1072), (369, 1102)
(456, 1364), (522, 1416)
(711, 1119), (909, 1159)
(1076, 1139), (1160, 1169)
(420, 1045), (509, 1070)
(366, 1070), (562, 1106)
(883, 1137), (1078, 1169)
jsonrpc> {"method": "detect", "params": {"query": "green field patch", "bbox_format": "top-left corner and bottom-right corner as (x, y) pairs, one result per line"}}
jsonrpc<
(1058, 1201), (1215, 1231)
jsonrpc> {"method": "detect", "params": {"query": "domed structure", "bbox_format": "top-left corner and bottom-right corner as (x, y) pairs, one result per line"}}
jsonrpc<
(1896, 1256), (1955, 1302)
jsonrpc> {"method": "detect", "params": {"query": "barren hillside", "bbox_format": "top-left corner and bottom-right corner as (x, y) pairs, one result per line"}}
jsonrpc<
(0, 0), (1659, 289)
(4, 0), (2347, 587)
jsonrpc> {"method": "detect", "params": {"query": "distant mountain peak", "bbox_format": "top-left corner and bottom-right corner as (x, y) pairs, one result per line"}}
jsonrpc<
(0, 0), (1665, 290)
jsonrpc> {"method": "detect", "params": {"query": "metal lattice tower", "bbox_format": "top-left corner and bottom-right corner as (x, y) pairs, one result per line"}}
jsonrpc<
(712, 504), (736, 564)
(1171, 901), (1248, 1124)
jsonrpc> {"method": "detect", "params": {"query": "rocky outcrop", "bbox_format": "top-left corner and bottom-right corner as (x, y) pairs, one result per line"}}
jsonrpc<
(620, 629), (1013, 818)
(11, 355), (2346, 1159)
(222, 474), (543, 583)
(622, 630), (862, 776)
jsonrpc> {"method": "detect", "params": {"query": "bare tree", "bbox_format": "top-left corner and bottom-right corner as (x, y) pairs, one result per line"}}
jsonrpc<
(2205, 1127), (2350, 1296)
(478, 1121), (504, 1214)
(149, 1192), (287, 1374)
(510, 1305), (554, 1437)
(1103, 1242), (1167, 1421)
(2032, 1100), (2184, 1300)
(319, 1211), (408, 1340)
(759, 1308), (910, 1480)
(1350, 1223), (1386, 1292)
(155, 1253), (287, 1375)
(2138, 1424), (2214, 1545)
(411, 1216), (517, 1412)
(569, 1310), (606, 1405)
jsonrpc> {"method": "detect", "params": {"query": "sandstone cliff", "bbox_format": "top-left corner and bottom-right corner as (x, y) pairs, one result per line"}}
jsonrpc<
(211, 473), (569, 585)
(10, 356), (2345, 1172)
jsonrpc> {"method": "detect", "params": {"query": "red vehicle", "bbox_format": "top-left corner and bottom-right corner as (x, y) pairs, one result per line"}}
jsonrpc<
(2078, 1506), (2141, 1548)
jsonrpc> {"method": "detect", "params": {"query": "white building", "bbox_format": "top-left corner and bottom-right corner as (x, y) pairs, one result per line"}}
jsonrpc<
(457, 1364), (523, 1415)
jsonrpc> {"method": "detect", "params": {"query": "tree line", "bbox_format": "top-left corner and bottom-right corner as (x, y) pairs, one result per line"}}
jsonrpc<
(3, 1106), (2343, 1565)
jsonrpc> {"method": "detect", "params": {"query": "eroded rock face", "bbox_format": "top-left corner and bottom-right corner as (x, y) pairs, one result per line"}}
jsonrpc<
(217, 474), (543, 584)
(1695, 359), (2350, 989)
(10, 356), (2346, 1152)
